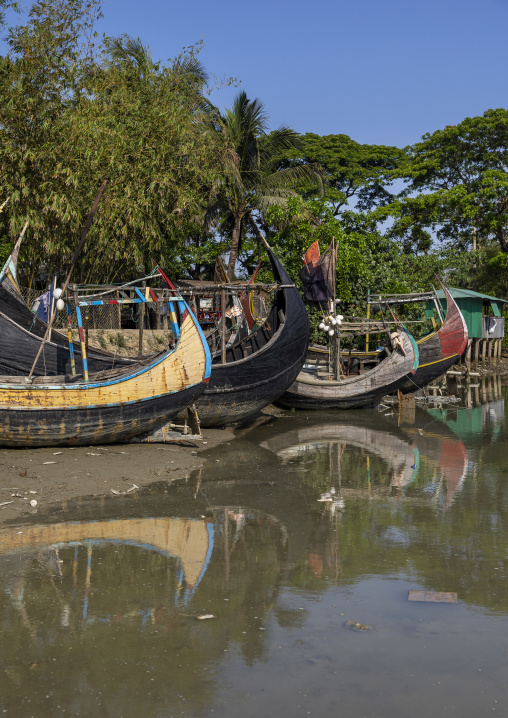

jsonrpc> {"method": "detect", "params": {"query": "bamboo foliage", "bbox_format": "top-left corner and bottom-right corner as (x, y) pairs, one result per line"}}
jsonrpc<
(0, 1), (224, 282)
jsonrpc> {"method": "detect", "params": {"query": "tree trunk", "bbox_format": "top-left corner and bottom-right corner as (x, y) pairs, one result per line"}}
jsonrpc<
(496, 227), (508, 253)
(246, 213), (265, 261)
(227, 213), (242, 280)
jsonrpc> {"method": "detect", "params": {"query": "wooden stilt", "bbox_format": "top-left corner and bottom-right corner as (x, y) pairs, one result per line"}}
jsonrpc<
(465, 338), (472, 372)
(474, 338), (480, 366)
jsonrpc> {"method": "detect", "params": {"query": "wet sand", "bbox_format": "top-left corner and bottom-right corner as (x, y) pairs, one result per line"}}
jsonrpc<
(0, 426), (236, 523)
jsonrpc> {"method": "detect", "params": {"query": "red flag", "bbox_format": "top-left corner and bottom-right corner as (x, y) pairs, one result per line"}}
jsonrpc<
(303, 240), (320, 268)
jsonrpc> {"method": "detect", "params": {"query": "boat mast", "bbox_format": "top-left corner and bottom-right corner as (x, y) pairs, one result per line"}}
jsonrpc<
(332, 237), (340, 380)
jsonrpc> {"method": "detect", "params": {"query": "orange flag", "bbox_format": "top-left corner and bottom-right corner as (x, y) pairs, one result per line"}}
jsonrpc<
(303, 240), (320, 268)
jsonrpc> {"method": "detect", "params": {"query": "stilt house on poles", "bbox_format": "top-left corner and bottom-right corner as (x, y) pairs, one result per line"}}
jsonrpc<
(430, 288), (507, 366)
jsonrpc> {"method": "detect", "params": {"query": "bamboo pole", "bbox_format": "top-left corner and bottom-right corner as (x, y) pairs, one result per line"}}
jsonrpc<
(66, 304), (76, 376)
(221, 288), (226, 364)
(138, 281), (146, 355)
(366, 289), (370, 353)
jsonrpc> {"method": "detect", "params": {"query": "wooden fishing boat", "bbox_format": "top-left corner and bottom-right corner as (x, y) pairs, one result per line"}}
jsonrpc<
(192, 248), (310, 427)
(276, 325), (419, 410)
(0, 298), (211, 448)
(303, 284), (468, 395)
(399, 284), (468, 393)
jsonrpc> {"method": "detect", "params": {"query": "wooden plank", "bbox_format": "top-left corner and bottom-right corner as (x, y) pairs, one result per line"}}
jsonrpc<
(408, 591), (457, 603)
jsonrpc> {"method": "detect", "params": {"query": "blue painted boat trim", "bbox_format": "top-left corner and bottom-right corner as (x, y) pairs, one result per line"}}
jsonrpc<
(0, 300), (202, 393)
(191, 308), (212, 380)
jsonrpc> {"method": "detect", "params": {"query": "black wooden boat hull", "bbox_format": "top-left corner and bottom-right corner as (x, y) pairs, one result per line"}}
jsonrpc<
(400, 353), (461, 393)
(194, 249), (310, 427)
(276, 373), (412, 410)
(0, 383), (206, 448)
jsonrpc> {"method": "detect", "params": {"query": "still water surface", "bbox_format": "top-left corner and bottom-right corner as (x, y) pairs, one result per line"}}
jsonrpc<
(2, 382), (508, 717)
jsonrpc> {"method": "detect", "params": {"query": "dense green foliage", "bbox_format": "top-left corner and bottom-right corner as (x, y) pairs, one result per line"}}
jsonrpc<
(0, 0), (506, 303)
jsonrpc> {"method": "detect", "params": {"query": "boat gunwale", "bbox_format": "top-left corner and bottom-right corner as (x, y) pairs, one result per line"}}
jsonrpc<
(294, 327), (418, 389)
(0, 304), (210, 395)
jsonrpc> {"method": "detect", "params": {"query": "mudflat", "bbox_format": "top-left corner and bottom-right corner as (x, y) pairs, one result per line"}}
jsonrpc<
(0, 426), (235, 523)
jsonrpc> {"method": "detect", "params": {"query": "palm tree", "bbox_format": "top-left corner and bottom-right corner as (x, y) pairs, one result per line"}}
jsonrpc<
(204, 91), (321, 279)
(108, 35), (209, 89)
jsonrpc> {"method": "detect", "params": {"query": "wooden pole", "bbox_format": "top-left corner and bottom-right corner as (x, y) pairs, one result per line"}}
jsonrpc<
(66, 304), (76, 376)
(465, 338), (472, 372)
(48, 276), (57, 343)
(75, 306), (89, 381)
(221, 288), (226, 364)
(27, 180), (107, 381)
(366, 289), (370, 353)
(433, 293), (444, 324)
(116, 289), (121, 329)
(138, 281), (146, 355)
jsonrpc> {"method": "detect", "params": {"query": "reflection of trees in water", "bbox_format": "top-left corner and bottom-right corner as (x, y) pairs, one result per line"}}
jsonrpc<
(0, 508), (289, 717)
(289, 486), (508, 616)
(267, 412), (508, 616)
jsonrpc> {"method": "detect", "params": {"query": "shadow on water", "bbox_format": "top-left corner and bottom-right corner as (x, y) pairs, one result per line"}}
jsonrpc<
(1, 378), (508, 717)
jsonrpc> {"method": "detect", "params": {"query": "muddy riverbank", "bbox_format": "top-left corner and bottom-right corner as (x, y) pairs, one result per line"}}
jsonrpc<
(0, 352), (506, 524)
(0, 425), (236, 523)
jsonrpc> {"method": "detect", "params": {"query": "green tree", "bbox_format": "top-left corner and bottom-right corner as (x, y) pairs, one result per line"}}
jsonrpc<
(384, 109), (508, 260)
(204, 91), (320, 280)
(0, 2), (224, 284)
(278, 132), (405, 215)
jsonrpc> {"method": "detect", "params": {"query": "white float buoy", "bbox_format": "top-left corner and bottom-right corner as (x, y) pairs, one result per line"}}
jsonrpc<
(319, 322), (325, 330)
(56, 298), (65, 311)
(328, 329), (335, 336)
(53, 287), (63, 299)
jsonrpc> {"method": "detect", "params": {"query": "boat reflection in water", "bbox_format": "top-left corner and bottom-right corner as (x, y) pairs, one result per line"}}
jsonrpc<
(251, 410), (474, 586)
(260, 421), (418, 494)
(0, 516), (214, 611)
(0, 502), (292, 717)
(258, 411), (470, 509)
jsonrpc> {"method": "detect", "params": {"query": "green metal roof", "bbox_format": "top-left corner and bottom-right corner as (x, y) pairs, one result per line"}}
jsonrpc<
(434, 287), (508, 303)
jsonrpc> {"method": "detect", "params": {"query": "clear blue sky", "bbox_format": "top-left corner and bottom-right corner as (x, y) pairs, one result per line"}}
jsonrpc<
(93, 0), (508, 147)
(5, 0), (508, 147)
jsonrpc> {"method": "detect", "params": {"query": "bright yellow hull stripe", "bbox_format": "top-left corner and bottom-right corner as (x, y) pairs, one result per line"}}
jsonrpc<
(0, 313), (206, 410)
(417, 353), (459, 369)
